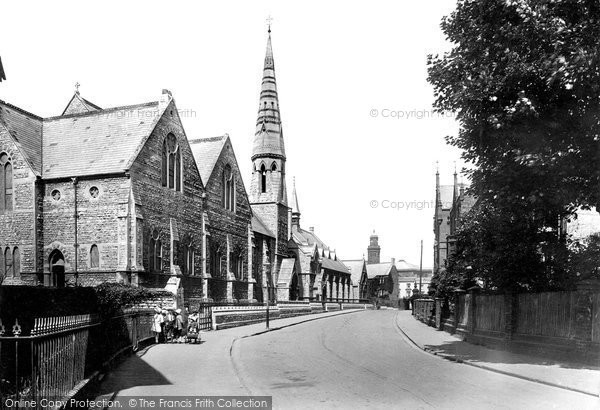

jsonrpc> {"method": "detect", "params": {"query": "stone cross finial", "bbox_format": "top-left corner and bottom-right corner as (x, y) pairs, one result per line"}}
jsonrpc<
(75, 82), (80, 94)
(266, 15), (273, 33)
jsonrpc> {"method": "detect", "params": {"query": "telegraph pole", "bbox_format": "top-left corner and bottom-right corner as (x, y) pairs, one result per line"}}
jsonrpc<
(419, 240), (423, 294)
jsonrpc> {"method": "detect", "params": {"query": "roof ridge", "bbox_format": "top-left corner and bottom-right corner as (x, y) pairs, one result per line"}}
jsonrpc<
(45, 101), (159, 121)
(189, 135), (227, 144)
(0, 100), (43, 120)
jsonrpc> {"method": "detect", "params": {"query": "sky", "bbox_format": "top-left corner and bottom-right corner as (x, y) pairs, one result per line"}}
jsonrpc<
(0, 0), (466, 268)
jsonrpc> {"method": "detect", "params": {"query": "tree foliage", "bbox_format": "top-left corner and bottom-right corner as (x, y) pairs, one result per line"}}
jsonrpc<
(428, 0), (600, 292)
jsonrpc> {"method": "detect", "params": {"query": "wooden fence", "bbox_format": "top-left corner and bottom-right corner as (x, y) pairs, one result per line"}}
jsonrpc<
(475, 294), (505, 333)
(413, 282), (600, 357)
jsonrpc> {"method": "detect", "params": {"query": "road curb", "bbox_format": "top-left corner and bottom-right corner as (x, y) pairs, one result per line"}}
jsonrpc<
(394, 313), (599, 398)
(238, 309), (366, 339)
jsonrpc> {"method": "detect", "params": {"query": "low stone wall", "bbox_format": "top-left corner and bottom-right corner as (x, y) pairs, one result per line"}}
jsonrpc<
(211, 302), (372, 330)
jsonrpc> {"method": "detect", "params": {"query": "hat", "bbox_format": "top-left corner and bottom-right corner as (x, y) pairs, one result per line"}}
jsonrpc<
(175, 309), (182, 314)
(154, 306), (161, 313)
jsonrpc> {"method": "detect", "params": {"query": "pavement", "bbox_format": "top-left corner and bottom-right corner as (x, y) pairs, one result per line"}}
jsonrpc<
(395, 310), (600, 397)
(96, 309), (365, 398)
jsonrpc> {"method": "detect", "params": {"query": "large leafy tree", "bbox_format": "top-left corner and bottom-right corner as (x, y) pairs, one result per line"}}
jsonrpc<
(428, 0), (600, 291)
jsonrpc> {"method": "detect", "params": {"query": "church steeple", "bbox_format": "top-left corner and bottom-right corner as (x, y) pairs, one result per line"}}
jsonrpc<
(249, 24), (290, 260)
(252, 29), (286, 161)
(250, 27), (288, 206)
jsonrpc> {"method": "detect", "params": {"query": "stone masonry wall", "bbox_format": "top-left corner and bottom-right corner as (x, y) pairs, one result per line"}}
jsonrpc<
(0, 125), (40, 284)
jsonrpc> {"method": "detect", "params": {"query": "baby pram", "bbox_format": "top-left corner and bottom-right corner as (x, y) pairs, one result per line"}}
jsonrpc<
(186, 314), (202, 344)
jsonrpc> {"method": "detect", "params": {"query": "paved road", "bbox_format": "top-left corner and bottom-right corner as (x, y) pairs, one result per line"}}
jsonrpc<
(98, 309), (599, 409)
(231, 310), (599, 409)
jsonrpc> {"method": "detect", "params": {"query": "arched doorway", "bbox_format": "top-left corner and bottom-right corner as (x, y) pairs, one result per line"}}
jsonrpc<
(49, 250), (65, 288)
(289, 273), (299, 301)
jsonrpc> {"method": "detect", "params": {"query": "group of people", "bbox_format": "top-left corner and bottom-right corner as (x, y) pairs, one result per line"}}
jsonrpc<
(151, 306), (202, 344)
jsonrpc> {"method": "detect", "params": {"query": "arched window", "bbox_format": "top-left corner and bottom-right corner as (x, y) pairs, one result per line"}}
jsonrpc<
(223, 165), (235, 211)
(12, 247), (20, 277)
(161, 140), (168, 187)
(175, 150), (181, 192)
(162, 134), (182, 192)
(149, 238), (155, 271)
(0, 153), (13, 213)
(188, 245), (194, 275)
(271, 162), (277, 171)
(90, 244), (99, 268)
(260, 164), (267, 194)
(155, 239), (163, 272)
(4, 247), (11, 277)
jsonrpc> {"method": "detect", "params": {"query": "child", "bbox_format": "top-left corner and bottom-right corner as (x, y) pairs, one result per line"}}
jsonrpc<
(152, 306), (164, 344)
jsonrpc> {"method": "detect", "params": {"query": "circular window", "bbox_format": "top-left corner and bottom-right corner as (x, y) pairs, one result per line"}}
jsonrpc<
(51, 189), (61, 201)
(89, 186), (99, 198)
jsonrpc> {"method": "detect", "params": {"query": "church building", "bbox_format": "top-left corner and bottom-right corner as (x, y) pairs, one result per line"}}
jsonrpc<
(0, 89), (205, 306)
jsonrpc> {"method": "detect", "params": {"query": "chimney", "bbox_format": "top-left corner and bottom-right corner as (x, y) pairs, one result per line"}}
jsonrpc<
(159, 89), (172, 110)
(309, 227), (314, 233)
(391, 258), (395, 266)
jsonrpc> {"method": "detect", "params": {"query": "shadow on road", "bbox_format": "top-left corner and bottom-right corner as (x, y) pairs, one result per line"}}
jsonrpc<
(422, 339), (600, 371)
(95, 348), (172, 396)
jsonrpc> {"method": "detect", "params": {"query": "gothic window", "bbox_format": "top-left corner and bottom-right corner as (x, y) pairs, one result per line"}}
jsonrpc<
(12, 247), (20, 277)
(209, 240), (221, 277)
(0, 153), (13, 213)
(187, 245), (194, 275)
(175, 149), (181, 192)
(260, 164), (267, 194)
(161, 140), (168, 187)
(223, 165), (235, 211)
(149, 230), (162, 272)
(4, 247), (11, 277)
(155, 239), (163, 272)
(149, 238), (155, 271)
(162, 133), (182, 192)
(90, 244), (99, 268)
(230, 252), (243, 280)
(271, 162), (277, 171)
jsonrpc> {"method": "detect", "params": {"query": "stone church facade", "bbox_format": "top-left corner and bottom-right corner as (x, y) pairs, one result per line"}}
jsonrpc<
(0, 91), (205, 304)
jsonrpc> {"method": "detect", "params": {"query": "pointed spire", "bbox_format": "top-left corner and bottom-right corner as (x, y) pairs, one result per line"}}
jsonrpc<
(292, 177), (300, 214)
(291, 176), (300, 227)
(453, 161), (459, 203)
(252, 26), (286, 161)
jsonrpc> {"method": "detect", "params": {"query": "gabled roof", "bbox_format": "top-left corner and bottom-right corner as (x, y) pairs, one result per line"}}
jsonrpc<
(292, 225), (327, 249)
(366, 262), (395, 279)
(0, 101), (43, 174)
(42, 101), (163, 178)
(341, 259), (367, 286)
(321, 257), (350, 274)
(252, 214), (275, 238)
(189, 136), (228, 183)
(61, 93), (102, 116)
